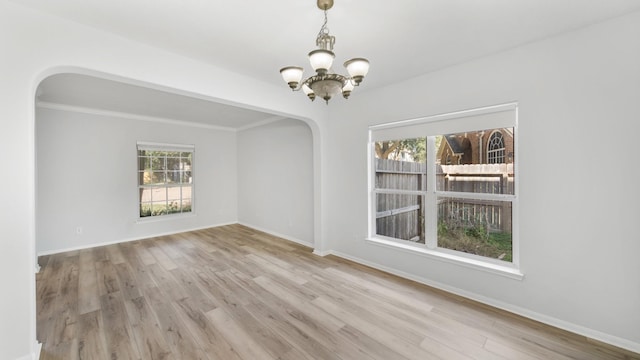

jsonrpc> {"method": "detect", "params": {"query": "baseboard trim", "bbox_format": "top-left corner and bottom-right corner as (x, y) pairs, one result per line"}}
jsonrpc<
(36, 221), (237, 257)
(237, 222), (313, 249)
(327, 249), (640, 355)
(34, 342), (42, 360)
(312, 249), (332, 257)
(15, 342), (41, 360)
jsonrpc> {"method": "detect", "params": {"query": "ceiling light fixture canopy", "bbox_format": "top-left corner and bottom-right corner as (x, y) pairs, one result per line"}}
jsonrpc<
(279, 0), (370, 104)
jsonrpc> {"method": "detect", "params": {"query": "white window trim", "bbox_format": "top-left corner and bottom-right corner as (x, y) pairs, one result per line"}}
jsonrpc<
(367, 103), (521, 279)
(136, 141), (195, 221)
(364, 235), (523, 279)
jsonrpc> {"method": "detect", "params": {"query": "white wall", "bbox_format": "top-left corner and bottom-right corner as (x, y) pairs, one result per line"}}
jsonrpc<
(237, 119), (314, 246)
(0, 1), (326, 358)
(326, 10), (640, 352)
(35, 107), (238, 254)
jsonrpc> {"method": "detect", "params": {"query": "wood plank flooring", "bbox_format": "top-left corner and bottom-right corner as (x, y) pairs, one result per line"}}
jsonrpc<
(36, 224), (640, 359)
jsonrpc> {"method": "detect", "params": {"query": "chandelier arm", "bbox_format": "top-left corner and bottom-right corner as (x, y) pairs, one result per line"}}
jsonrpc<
(288, 74), (356, 90)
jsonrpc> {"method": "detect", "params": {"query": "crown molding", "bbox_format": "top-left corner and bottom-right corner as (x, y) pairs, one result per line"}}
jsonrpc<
(236, 115), (288, 131)
(36, 101), (237, 132)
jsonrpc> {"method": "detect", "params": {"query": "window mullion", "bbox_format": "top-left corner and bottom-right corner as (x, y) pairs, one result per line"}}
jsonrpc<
(164, 155), (169, 212)
(435, 191), (515, 202)
(368, 140), (376, 238)
(425, 136), (437, 249)
(374, 189), (425, 196)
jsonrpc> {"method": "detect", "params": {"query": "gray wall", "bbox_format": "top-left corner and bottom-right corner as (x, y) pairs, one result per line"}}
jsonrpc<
(237, 119), (314, 246)
(326, 10), (640, 350)
(36, 107), (238, 254)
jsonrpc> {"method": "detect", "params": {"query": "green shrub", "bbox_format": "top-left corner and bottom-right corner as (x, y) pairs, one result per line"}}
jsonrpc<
(437, 219), (512, 262)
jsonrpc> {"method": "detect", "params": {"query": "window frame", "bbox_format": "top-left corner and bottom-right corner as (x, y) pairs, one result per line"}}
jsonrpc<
(136, 141), (195, 221)
(367, 103), (522, 279)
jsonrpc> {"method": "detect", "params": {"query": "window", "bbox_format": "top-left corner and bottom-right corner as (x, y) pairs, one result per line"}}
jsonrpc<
(137, 142), (194, 218)
(487, 131), (505, 164)
(368, 104), (518, 273)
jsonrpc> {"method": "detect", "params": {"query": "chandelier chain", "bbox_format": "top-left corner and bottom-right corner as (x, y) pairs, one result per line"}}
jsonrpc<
(317, 9), (330, 40)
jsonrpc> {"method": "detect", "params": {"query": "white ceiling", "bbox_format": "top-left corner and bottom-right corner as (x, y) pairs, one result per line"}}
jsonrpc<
(25, 0), (640, 128)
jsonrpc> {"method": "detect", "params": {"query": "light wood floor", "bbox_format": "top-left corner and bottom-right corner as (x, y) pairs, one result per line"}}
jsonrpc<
(37, 224), (639, 360)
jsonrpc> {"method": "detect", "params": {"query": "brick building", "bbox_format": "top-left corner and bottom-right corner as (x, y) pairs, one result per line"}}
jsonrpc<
(437, 128), (514, 165)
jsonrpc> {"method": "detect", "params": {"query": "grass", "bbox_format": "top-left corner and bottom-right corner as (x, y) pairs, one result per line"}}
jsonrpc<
(438, 222), (512, 262)
(140, 202), (191, 217)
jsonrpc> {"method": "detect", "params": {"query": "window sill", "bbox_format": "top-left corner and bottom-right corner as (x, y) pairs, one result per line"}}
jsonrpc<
(365, 236), (524, 280)
(136, 212), (196, 224)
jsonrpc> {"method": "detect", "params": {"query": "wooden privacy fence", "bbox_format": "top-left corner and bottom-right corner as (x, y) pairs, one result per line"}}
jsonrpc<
(375, 159), (426, 242)
(375, 159), (513, 242)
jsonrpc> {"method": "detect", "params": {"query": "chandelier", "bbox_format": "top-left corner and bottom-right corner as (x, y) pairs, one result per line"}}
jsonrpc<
(279, 0), (370, 104)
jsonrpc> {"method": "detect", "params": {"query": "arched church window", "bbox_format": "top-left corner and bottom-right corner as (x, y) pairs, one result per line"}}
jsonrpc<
(487, 131), (505, 164)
